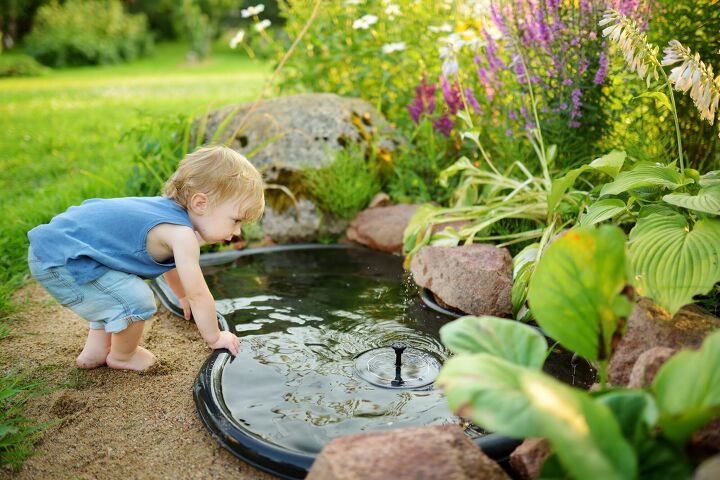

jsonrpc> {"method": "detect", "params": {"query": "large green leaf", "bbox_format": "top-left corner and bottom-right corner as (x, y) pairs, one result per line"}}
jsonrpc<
(663, 185), (720, 215)
(589, 150), (627, 178)
(548, 165), (590, 215)
(438, 354), (637, 479)
(440, 316), (547, 369)
(600, 163), (693, 196)
(579, 199), (627, 226)
(527, 226), (631, 361)
(628, 211), (720, 314)
(652, 330), (720, 444)
(512, 243), (539, 320)
(595, 390), (658, 444)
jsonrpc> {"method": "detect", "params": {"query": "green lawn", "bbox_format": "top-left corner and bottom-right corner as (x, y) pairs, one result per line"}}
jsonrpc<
(0, 43), (270, 314)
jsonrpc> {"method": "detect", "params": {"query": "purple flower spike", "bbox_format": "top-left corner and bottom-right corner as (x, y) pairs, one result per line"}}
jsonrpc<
(440, 75), (463, 114)
(464, 88), (482, 114)
(594, 51), (608, 85)
(407, 76), (438, 123)
(433, 115), (454, 136)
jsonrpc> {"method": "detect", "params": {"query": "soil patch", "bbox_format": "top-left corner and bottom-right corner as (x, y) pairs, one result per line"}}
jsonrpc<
(1, 283), (275, 480)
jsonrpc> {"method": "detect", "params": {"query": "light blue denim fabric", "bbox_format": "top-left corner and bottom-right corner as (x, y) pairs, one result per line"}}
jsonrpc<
(28, 246), (157, 333)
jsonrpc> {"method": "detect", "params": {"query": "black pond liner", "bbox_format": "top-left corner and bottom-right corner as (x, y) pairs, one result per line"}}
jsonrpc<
(150, 244), (524, 479)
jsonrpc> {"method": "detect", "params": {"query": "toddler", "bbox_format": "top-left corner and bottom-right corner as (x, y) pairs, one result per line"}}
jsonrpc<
(27, 146), (264, 371)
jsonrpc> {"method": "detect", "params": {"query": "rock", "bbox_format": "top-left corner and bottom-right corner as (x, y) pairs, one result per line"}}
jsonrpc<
(626, 346), (677, 388)
(346, 204), (419, 253)
(306, 425), (509, 480)
(694, 453), (720, 480)
(197, 93), (397, 243)
(261, 199), (348, 243)
(690, 419), (720, 454)
(410, 244), (513, 317)
(367, 192), (391, 209)
(608, 299), (720, 386)
(198, 93), (396, 182)
(509, 438), (551, 480)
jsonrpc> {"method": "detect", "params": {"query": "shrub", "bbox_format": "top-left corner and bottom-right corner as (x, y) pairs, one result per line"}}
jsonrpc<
(302, 145), (381, 220)
(0, 54), (49, 77)
(24, 0), (153, 68)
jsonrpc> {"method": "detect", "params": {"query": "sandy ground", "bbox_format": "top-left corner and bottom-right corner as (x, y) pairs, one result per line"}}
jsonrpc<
(1, 282), (276, 480)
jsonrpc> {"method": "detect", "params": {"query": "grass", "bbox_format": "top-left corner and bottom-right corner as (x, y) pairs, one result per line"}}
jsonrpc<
(0, 42), (269, 469)
(0, 42), (269, 317)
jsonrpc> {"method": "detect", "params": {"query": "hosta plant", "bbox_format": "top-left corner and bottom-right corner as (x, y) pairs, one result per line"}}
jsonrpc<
(437, 225), (720, 479)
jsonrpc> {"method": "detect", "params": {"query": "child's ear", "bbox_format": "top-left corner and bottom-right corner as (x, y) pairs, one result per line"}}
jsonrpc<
(189, 193), (209, 214)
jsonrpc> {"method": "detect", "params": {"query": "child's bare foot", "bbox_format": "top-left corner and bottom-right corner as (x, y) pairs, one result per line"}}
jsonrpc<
(76, 348), (110, 369)
(76, 329), (112, 369)
(106, 347), (157, 371)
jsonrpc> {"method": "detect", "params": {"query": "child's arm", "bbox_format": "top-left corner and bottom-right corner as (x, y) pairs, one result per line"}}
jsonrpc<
(164, 268), (191, 320)
(166, 228), (240, 355)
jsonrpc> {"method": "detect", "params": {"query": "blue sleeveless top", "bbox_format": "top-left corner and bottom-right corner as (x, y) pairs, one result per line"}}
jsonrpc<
(27, 196), (193, 284)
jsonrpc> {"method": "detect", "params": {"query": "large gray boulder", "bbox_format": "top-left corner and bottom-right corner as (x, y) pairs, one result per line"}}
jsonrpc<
(198, 92), (394, 179)
(197, 93), (396, 242)
(410, 244), (513, 317)
(307, 425), (509, 480)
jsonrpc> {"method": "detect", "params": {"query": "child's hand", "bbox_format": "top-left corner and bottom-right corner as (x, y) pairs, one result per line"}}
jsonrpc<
(209, 331), (240, 356)
(178, 296), (192, 321)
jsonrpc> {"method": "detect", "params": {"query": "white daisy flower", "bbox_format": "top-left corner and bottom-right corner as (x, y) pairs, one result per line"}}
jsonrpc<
(254, 19), (271, 32)
(381, 42), (406, 54)
(229, 30), (245, 49)
(385, 4), (401, 17)
(428, 23), (453, 33)
(352, 14), (378, 30)
(241, 4), (265, 18)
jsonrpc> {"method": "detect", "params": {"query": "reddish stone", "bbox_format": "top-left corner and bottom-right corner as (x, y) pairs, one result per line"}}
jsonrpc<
(410, 244), (513, 317)
(608, 299), (720, 386)
(626, 347), (677, 388)
(346, 204), (419, 253)
(509, 438), (551, 480)
(307, 425), (508, 480)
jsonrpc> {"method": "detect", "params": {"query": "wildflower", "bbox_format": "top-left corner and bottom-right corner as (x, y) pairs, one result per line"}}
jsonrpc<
(352, 15), (378, 30)
(599, 9), (659, 87)
(229, 30), (245, 49)
(439, 34), (463, 79)
(464, 88), (482, 114)
(594, 51), (608, 85)
(440, 75), (462, 114)
(662, 40), (720, 126)
(385, 4), (401, 18)
(382, 42), (406, 54)
(408, 76), (437, 123)
(428, 23), (453, 33)
(344, 0), (363, 5)
(241, 4), (265, 18)
(254, 19), (271, 32)
(433, 114), (454, 136)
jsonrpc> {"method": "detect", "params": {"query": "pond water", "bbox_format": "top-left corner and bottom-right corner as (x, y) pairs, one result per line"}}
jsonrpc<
(185, 246), (594, 457)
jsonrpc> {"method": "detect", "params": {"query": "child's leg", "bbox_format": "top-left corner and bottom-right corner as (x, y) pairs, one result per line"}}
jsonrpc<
(76, 328), (111, 369)
(106, 321), (156, 371)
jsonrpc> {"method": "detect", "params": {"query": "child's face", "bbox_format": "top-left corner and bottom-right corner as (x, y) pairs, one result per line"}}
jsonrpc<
(192, 196), (246, 245)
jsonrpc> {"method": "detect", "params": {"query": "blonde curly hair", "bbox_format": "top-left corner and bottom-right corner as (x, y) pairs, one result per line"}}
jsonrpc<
(164, 145), (264, 222)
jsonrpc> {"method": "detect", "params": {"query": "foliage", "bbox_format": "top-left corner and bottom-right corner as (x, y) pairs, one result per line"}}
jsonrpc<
(24, 0), (153, 68)
(438, 225), (720, 479)
(0, 368), (46, 471)
(302, 145), (381, 220)
(276, 0), (448, 125)
(385, 117), (457, 204)
(648, 0), (720, 172)
(174, 0), (214, 61)
(0, 53), (49, 77)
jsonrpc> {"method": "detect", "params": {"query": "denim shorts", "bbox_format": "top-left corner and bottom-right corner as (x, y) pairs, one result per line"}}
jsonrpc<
(28, 247), (157, 333)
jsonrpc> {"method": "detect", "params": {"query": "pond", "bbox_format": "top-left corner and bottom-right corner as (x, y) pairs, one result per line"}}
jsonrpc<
(152, 244), (594, 479)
